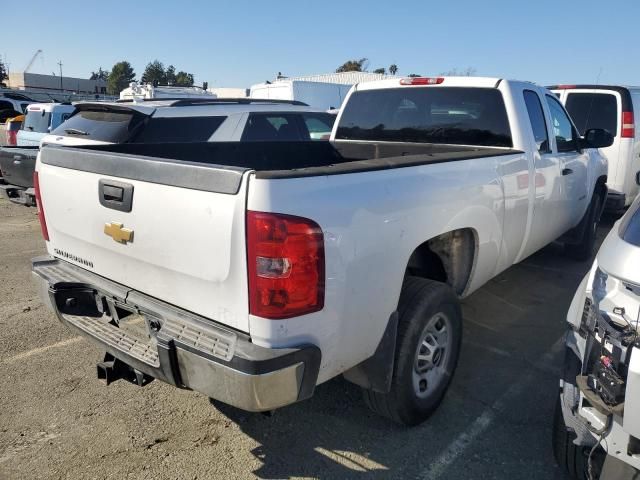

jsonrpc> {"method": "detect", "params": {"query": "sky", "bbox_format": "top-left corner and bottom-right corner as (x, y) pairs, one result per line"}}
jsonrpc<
(3, 0), (638, 89)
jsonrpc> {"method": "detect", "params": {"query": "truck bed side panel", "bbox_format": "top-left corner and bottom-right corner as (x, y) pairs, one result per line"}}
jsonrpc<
(247, 154), (518, 383)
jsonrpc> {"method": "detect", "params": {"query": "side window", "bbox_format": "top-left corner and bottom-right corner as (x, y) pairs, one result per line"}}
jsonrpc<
(301, 113), (335, 141)
(242, 114), (301, 141)
(131, 116), (226, 143)
(546, 95), (577, 152)
(523, 90), (550, 153)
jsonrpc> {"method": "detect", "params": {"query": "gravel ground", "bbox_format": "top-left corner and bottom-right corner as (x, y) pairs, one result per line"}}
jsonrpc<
(0, 195), (615, 479)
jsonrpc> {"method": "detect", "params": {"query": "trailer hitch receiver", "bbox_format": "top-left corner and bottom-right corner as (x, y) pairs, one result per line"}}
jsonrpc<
(97, 353), (154, 387)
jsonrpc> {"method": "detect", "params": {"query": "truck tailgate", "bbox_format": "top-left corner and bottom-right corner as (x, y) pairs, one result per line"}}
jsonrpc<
(37, 145), (252, 332)
(0, 146), (39, 187)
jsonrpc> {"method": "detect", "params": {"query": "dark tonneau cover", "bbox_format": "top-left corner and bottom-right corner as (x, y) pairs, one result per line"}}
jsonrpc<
(62, 141), (522, 180)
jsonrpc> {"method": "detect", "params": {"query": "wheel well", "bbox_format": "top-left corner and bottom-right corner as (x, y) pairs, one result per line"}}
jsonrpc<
(405, 229), (476, 296)
(595, 175), (607, 200)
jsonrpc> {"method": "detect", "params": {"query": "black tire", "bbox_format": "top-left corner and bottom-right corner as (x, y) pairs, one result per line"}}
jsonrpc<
(552, 395), (590, 479)
(363, 276), (462, 426)
(565, 194), (602, 261)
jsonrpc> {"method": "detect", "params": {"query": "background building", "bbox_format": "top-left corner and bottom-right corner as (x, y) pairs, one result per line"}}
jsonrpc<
(7, 72), (107, 95)
(276, 71), (395, 84)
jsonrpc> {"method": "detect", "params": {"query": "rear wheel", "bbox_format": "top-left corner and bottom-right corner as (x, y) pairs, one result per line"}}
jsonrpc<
(363, 277), (462, 426)
(565, 193), (602, 261)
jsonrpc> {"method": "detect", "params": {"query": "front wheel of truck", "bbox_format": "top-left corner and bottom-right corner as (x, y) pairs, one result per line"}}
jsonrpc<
(565, 193), (602, 261)
(363, 277), (462, 426)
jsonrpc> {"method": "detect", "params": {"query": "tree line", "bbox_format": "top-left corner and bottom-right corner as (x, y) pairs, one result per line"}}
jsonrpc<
(334, 58), (476, 78)
(90, 60), (196, 95)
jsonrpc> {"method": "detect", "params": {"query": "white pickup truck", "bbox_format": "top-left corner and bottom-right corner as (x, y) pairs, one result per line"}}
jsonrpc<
(32, 76), (613, 425)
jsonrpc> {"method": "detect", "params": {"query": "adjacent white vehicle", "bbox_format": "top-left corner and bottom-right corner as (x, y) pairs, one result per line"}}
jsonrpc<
(555, 191), (640, 479)
(1, 99), (334, 205)
(18, 103), (75, 146)
(551, 84), (640, 211)
(250, 80), (351, 110)
(40, 98), (335, 147)
(32, 77), (612, 425)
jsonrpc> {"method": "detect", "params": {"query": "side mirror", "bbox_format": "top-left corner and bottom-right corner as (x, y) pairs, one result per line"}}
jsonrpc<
(581, 128), (614, 149)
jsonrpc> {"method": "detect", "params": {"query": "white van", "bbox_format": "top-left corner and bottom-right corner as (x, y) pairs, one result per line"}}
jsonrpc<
(550, 84), (640, 211)
(250, 80), (351, 110)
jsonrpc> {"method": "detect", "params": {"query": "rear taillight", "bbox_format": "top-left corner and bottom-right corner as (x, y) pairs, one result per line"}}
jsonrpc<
(33, 171), (49, 241)
(247, 211), (324, 319)
(622, 111), (635, 138)
(400, 77), (444, 86)
(6, 130), (17, 146)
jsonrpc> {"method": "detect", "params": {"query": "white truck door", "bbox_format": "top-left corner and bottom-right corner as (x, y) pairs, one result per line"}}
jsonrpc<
(545, 94), (589, 229)
(515, 89), (566, 260)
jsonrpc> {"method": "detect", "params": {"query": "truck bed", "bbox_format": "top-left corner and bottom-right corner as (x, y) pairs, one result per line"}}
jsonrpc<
(70, 141), (522, 180)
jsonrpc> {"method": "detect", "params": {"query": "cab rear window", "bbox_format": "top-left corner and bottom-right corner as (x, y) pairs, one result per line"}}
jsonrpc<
(336, 87), (512, 147)
(51, 109), (144, 143)
(565, 93), (618, 137)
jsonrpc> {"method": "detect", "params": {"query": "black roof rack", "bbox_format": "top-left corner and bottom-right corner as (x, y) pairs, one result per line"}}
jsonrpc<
(115, 97), (309, 107)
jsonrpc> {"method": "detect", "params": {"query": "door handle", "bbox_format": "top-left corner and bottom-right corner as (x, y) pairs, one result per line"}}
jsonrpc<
(562, 168), (573, 176)
(99, 179), (134, 212)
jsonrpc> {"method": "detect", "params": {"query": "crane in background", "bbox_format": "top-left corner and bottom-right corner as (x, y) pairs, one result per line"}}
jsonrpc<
(23, 50), (43, 73)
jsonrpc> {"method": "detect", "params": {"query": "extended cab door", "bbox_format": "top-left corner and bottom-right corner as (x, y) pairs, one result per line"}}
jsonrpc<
(544, 94), (589, 230)
(514, 89), (566, 260)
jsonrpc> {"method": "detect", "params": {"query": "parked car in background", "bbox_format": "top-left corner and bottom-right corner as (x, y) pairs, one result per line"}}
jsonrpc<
(0, 99), (335, 206)
(4, 114), (24, 146)
(18, 103), (75, 146)
(554, 184), (640, 479)
(32, 77), (611, 425)
(250, 80), (352, 110)
(0, 92), (35, 119)
(550, 85), (640, 212)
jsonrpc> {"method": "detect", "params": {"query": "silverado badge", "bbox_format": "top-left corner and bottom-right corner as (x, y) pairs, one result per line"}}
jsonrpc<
(104, 222), (134, 244)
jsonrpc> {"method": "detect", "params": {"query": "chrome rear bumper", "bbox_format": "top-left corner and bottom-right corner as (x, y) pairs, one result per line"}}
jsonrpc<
(32, 256), (320, 412)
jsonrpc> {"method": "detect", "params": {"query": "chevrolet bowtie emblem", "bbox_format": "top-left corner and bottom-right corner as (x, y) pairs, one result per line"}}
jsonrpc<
(104, 222), (134, 244)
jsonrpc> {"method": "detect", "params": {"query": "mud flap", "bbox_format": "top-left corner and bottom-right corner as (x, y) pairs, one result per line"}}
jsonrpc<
(343, 311), (398, 393)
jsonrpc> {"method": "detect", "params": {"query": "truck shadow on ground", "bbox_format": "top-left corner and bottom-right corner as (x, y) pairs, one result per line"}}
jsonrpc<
(212, 221), (615, 480)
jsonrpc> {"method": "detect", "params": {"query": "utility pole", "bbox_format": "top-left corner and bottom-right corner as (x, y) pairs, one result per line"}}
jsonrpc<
(57, 60), (63, 92)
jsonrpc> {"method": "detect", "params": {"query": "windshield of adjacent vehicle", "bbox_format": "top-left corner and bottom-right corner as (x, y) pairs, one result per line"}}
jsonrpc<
(565, 93), (618, 137)
(23, 110), (52, 133)
(336, 87), (512, 147)
(51, 109), (145, 142)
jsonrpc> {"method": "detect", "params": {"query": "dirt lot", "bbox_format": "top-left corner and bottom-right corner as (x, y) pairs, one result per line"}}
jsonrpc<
(0, 195), (614, 479)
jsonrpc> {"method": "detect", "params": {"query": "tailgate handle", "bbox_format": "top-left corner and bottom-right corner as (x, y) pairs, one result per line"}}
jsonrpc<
(99, 179), (134, 213)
